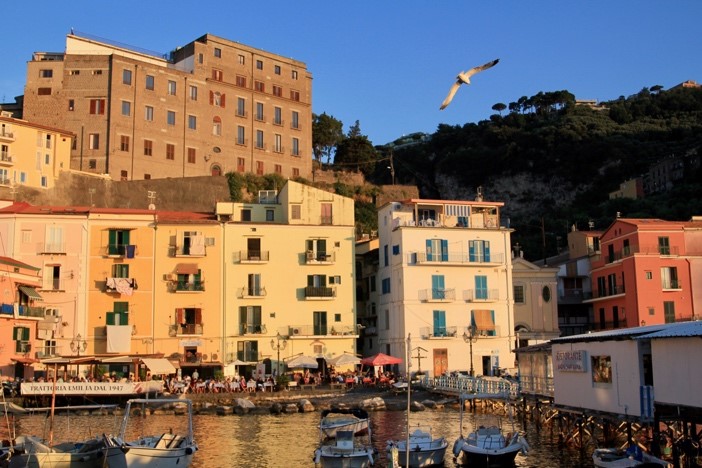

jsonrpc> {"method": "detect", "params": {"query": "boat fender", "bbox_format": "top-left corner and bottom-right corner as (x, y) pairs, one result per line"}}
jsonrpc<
(518, 435), (530, 455)
(452, 437), (466, 458)
(185, 447), (194, 455)
(313, 449), (321, 466)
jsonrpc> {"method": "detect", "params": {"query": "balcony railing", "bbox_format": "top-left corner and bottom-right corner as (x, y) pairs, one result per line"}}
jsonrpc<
(596, 319), (629, 330)
(0, 129), (14, 140)
(305, 251), (335, 264)
(587, 285), (626, 300)
(463, 325), (499, 337)
(18, 305), (46, 318)
(177, 323), (203, 335)
(233, 250), (270, 263)
(463, 289), (500, 302)
(239, 324), (267, 335)
(419, 326), (458, 339)
(0, 153), (13, 165)
(418, 288), (456, 301)
(36, 346), (61, 359)
(662, 280), (681, 290)
(237, 287), (267, 298)
(304, 286), (336, 299)
(40, 278), (66, 292)
(237, 350), (260, 362)
(171, 281), (205, 292)
(104, 244), (137, 258)
(558, 288), (586, 304)
(38, 241), (66, 254)
(413, 252), (504, 265)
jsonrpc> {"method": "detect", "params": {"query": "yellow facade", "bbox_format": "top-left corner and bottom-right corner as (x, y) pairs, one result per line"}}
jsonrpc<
(0, 114), (73, 190)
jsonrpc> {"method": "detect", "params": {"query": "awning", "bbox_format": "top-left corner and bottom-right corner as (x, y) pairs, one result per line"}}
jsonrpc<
(473, 309), (495, 331)
(19, 286), (43, 301)
(11, 356), (39, 365)
(141, 358), (176, 375)
(175, 263), (199, 275)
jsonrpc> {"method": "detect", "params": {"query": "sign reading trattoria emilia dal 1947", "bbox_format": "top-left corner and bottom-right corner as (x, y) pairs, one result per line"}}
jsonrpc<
(20, 381), (163, 396)
(555, 350), (588, 372)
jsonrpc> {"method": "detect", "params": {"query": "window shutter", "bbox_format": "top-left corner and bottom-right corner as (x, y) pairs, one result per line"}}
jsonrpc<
(441, 240), (448, 261)
(469, 241), (476, 262)
(220, 94), (226, 108)
(483, 241), (491, 262)
(106, 312), (115, 326)
(90, 100), (96, 114)
(307, 275), (314, 287)
(195, 308), (202, 324)
(209, 91), (214, 105)
(119, 312), (129, 326)
(13, 327), (20, 340)
(176, 308), (184, 324)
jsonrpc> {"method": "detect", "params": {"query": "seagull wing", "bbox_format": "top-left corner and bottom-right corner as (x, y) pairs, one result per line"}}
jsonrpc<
(463, 58), (500, 79)
(439, 80), (462, 110)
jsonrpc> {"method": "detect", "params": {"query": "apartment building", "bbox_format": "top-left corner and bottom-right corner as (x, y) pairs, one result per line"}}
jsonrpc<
(355, 235), (380, 356)
(23, 32), (312, 181)
(585, 218), (702, 330)
(0, 113), (73, 189)
(216, 180), (357, 373)
(376, 198), (516, 377)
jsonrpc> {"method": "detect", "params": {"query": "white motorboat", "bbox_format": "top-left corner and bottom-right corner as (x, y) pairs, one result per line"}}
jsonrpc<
(8, 435), (106, 468)
(319, 408), (370, 439)
(592, 447), (672, 468)
(386, 425), (448, 467)
(102, 398), (197, 468)
(452, 393), (528, 466)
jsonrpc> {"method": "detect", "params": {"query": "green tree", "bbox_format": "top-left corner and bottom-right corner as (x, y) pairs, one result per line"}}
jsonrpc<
(492, 103), (507, 116)
(312, 113), (344, 165)
(334, 120), (377, 177)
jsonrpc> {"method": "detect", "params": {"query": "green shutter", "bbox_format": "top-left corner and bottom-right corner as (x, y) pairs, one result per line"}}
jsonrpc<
(22, 327), (30, 340)
(106, 312), (116, 325)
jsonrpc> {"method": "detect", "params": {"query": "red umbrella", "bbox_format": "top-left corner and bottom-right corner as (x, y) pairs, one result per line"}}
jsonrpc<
(360, 352), (402, 366)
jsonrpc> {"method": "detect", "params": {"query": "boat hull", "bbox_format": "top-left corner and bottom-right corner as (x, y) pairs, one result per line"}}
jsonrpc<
(455, 448), (521, 467)
(390, 447), (446, 467)
(314, 446), (374, 468)
(104, 445), (195, 468)
(9, 436), (105, 468)
(320, 419), (369, 439)
(592, 448), (672, 468)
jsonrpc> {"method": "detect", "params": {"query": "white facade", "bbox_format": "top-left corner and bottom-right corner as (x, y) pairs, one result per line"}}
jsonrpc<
(376, 198), (515, 377)
(649, 330), (702, 408)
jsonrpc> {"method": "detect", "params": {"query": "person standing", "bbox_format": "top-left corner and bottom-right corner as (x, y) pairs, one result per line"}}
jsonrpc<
(192, 369), (199, 381)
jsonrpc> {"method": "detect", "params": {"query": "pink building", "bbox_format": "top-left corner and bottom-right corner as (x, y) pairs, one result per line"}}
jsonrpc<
(586, 218), (702, 330)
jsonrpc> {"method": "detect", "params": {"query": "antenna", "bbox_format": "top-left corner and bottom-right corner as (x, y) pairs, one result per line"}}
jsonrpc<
(88, 188), (96, 207)
(475, 186), (483, 202)
(147, 191), (157, 210)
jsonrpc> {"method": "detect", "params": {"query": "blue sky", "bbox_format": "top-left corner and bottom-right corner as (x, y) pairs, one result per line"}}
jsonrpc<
(1, 1), (701, 146)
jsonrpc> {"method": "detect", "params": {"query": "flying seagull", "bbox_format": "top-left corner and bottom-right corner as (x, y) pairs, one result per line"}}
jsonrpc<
(439, 58), (500, 110)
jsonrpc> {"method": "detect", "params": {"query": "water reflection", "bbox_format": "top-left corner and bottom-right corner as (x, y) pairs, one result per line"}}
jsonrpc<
(6, 407), (590, 467)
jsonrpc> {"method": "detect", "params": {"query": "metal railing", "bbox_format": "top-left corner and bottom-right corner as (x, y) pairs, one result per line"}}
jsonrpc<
(237, 286), (267, 298)
(172, 281), (205, 292)
(413, 252), (505, 264)
(239, 324), (267, 335)
(419, 325), (458, 338)
(463, 289), (500, 301)
(304, 286), (336, 298)
(305, 251), (335, 263)
(18, 305), (46, 318)
(418, 288), (456, 301)
(233, 250), (270, 262)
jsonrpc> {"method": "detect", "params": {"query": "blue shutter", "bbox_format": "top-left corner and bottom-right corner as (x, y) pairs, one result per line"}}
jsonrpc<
(425, 239), (432, 261)
(469, 241), (476, 262)
(441, 240), (448, 262)
(483, 241), (491, 262)
(433, 310), (446, 337)
(432, 275), (445, 299)
(490, 310), (495, 336)
(475, 276), (487, 299)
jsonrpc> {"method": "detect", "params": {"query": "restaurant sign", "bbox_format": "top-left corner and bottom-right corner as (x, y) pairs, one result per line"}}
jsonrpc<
(555, 349), (588, 372)
(21, 380), (163, 396)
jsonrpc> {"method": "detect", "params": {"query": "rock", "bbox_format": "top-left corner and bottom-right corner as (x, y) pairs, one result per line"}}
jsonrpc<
(299, 399), (315, 412)
(410, 401), (425, 412)
(359, 397), (386, 411)
(234, 398), (256, 415)
(270, 403), (283, 414)
(284, 403), (299, 414)
(216, 406), (234, 416)
(385, 401), (406, 411)
(422, 400), (439, 409)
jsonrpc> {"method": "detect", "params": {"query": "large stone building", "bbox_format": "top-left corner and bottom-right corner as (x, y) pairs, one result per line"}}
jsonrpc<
(22, 32), (312, 182)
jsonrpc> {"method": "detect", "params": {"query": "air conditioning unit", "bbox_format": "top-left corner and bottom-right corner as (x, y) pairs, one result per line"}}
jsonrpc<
(306, 251), (315, 261)
(201, 354), (209, 361)
(291, 327), (301, 335)
(211, 353), (218, 361)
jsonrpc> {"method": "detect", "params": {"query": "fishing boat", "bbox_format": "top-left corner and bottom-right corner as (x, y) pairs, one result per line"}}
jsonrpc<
(8, 435), (107, 468)
(386, 335), (447, 467)
(452, 393), (528, 466)
(319, 408), (370, 439)
(592, 446), (672, 468)
(102, 398), (197, 468)
(313, 429), (375, 468)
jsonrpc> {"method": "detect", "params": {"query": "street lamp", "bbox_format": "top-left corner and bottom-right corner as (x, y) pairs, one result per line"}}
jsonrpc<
(462, 325), (478, 377)
(70, 334), (88, 357)
(270, 332), (287, 377)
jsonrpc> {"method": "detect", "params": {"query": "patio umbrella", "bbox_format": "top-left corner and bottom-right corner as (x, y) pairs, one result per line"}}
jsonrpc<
(285, 355), (319, 369)
(328, 353), (361, 366)
(360, 352), (402, 366)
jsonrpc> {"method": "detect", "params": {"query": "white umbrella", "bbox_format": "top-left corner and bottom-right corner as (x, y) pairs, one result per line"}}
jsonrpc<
(285, 355), (319, 369)
(328, 353), (360, 366)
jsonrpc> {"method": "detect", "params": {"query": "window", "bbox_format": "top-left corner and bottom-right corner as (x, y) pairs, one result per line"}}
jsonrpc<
(266, 209), (274, 221)
(292, 70), (298, 80)
(211, 91), (225, 107)
(167, 111), (176, 126)
(187, 147), (196, 164)
(274, 134), (282, 153)
(238, 54), (245, 65)
(13, 327), (30, 353)
(274, 164), (282, 174)
(241, 209), (251, 221)
(256, 161), (264, 175)
(255, 80), (264, 92)
(321, 203), (333, 225)
(198, 53), (203, 64)
(144, 139), (153, 156)
(122, 69), (132, 85)
(658, 237), (670, 255)
(274, 107), (282, 125)
(165, 80), (175, 95)
(306, 239), (327, 260)
(255, 130), (264, 149)
(381, 277), (391, 294)
(212, 69), (223, 81)
(661, 267), (679, 289)
(189, 85), (198, 101)
(313, 311), (327, 335)
(237, 340), (258, 362)
(166, 143), (175, 160)
(648, 307), (655, 316)
(292, 138), (300, 156)
(88, 133), (99, 149)
(426, 239), (448, 262)
(120, 135), (130, 152)
(19, 172), (26, 183)
(237, 126), (246, 145)
(237, 157), (245, 172)
(433, 310), (447, 336)
(107, 302), (129, 326)
(88, 159), (97, 169)
(239, 306), (262, 334)
(40, 69), (53, 78)
(255, 102), (264, 121)
(469, 240), (490, 262)
(664, 301), (675, 323)
(144, 174), (151, 179)
(89, 99), (106, 115)
(121, 100), (131, 116)
(145, 75), (155, 90)
(274, 65), (281, 75)
(145, 106), (154, 121)
(513, 285), (525, 304)
(645, 271), (653, 280)
(290, 90), (300, 101)
(236, 75), (246, 88)
(188, 115), (197, 130)
(237, 97), (246, 117)
(291, 110), (300, 129)
(93, 70), (103, 75)
(107, 229), (131, 255)
(542, 285), (551, 302)
(38, 87), (51, 95)
(272, 85), (282, 97)
(293, 168), (300, 177)
(69, 70), (80, 76)
(41, 176), (48, 187)
(329, 275), (342, 285)
(112, 263), (130, 278)
(291, 205), (301, 220)
(214, 47), (221, 58)
(212, 116), (222, 136)
(431, 275), (445, 299)
(68, 99), (75, 111)
(383, 245), (389, 266)
(475, 275), (488, 300)
(256, 60), (263, 70)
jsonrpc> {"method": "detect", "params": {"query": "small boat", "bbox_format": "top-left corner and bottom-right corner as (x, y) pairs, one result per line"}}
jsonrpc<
(592, 447), (672, 468)
(8, 435), (106, 468)
(102, 398), (197, 468)
(386, 425), (448, 467)
(313, 429), (375, 468)
(452, 393), (528, 466)
(319, 408), (370, 439)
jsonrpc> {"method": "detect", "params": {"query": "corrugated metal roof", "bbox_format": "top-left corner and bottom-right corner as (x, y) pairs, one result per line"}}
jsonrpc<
(634, 320), (702, 339)
(552, 321), (702, 344)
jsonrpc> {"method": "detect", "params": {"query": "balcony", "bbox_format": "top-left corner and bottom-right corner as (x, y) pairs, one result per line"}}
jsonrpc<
(585, 285), (626, 301)
(558, 288), (586, 304)
(237, 286), (267, 298)
(18, 305), (46, 318)
(463, 325), (499, 337)
(233, 250), (270, 263)
(596, 244), (681, 266)
(239, 324), (267, 335)
(38, 241), (66, 255)
(39, 278), (66, 292)
(413, 252), (505, 265)
(463, 289), (500, 302)
(418, 288), (456, 302)
(169, 244), (207, 257)
(662, 280), (681, 290)
(0, 152), (13, 165)
(419, 326), (458, 339)
(0, 129), (14, 141)
(16, 341), (31, 354)
(305, 251), (335, 264)
(283, 325), (354, 337)
(170, 280), (205, 293)
(237, 350), (260, 362)
(36, 346), (61, 359)
(304, 286), (336, 299)
(104, 244), (137, 258)
(170, 323), (203, 336)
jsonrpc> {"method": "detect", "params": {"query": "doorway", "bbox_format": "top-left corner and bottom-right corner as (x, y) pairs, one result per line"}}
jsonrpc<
(433, 348), (448, 377)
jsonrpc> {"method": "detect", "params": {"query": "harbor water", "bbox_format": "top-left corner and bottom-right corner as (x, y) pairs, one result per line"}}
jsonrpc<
(6, 407), (593, 467)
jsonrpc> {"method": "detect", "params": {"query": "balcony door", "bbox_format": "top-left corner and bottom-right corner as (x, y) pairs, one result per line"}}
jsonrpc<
(433, 348), (448, 377)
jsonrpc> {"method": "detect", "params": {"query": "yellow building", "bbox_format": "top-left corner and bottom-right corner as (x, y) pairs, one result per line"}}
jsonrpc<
(0, 112), (73, 189)
(216, 180), (356, 375)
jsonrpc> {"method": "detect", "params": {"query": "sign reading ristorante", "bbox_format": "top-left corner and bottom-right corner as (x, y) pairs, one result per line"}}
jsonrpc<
(555, 350), (587, 372)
